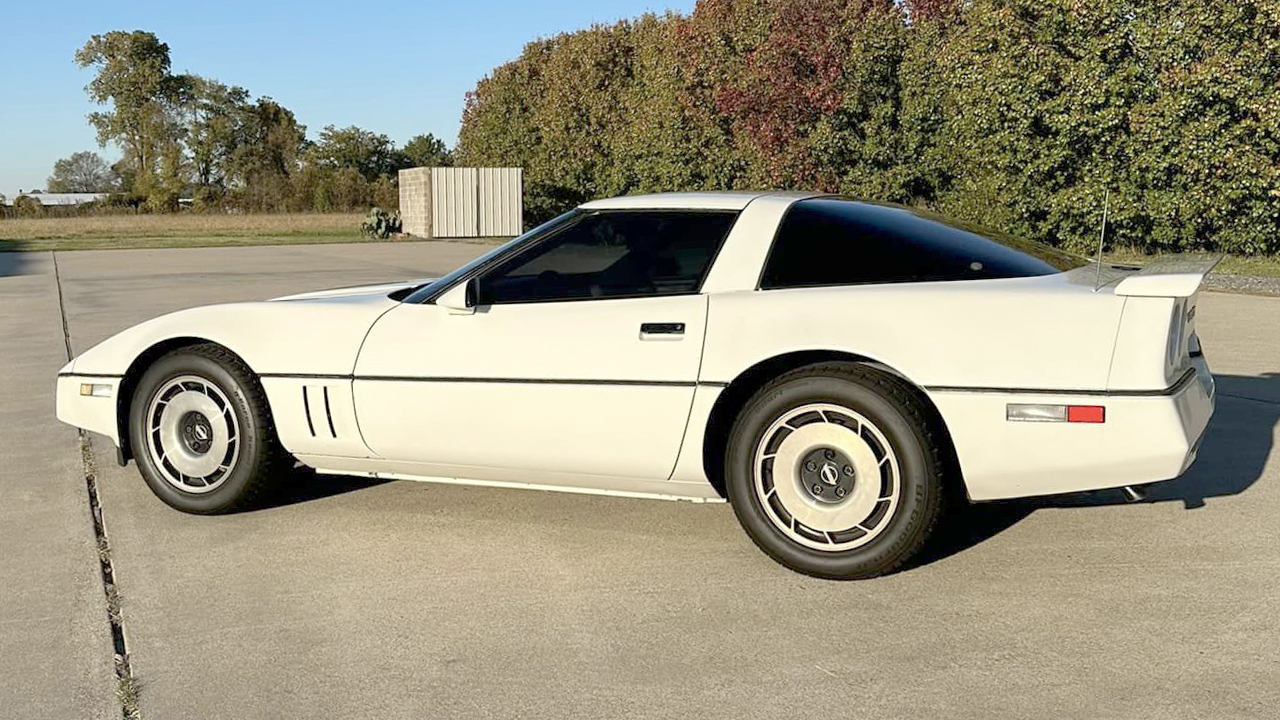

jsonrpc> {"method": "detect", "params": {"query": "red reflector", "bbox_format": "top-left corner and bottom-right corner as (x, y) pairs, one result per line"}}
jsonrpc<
(1067, 405), (1105, 423)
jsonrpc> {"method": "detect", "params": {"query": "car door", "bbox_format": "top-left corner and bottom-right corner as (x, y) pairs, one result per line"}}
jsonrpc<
(352, 210), (738, 482)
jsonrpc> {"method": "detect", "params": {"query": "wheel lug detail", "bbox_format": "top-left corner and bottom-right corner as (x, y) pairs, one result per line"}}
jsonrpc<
(824, 449), (835, 460)
(835, 487), (846, 498)
(805, 461), (817, 472)
(812, 484), (823, 494)
(843, 465), (853, 476)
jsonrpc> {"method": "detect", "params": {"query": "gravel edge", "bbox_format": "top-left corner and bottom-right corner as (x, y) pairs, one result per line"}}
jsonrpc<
(1204, 273), (1280, 297)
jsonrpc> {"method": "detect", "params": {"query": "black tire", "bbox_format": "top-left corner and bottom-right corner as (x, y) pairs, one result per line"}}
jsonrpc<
(725, 362), (948, 579)
(128, 344), (286, 514)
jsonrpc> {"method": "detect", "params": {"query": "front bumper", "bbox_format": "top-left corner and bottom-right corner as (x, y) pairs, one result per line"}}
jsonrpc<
(929, 359), (1215, 501)
(55, 373), (123, 446)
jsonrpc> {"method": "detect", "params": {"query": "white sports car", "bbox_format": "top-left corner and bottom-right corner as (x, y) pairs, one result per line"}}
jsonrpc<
(57, 192), (1216, 578)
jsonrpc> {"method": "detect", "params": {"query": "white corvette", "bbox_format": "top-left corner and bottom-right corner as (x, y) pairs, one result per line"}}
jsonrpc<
(57, 192), (1216, 578)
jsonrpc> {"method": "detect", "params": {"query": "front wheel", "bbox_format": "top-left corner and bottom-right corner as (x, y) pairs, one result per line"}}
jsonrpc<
(128, 344), (286, 514)
(726, 363), (948, 579)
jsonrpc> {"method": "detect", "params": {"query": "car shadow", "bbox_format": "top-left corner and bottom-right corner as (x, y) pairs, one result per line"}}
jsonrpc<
(254, 466), (391, 510)
(0, 249), (29, 278)
(910, 372), (1280, 569)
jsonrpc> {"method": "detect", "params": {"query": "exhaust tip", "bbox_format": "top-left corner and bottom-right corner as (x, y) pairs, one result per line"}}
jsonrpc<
(1120, 485), (1148, 503)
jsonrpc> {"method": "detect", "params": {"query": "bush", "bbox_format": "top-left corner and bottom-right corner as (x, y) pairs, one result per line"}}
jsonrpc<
(11, 195), (46, 217)
(360, 207), (402, 239)
(457, 0), (1280, 254)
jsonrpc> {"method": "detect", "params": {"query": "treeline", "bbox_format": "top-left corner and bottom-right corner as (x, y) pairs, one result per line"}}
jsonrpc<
(56, 30), (453, 213)
(457, 0), (1280, 255)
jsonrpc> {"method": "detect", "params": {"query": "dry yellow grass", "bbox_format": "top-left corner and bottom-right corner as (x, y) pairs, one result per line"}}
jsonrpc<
(1, 212), (362, 241)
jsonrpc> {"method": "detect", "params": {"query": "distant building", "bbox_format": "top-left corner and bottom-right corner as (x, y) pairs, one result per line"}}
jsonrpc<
(2, 192), (107, 207)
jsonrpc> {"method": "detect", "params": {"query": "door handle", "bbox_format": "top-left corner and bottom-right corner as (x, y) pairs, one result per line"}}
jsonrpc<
(639, 322), (685, 341)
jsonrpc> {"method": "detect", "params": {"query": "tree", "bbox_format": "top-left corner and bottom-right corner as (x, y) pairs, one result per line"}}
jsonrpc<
(916, 0), (1280, 255)
(401, 133), (454, 168)
(457, 37), (560, 221)
(312, 125), (404, 181)
(227, 98), (306, 211)
(681, 0), (907, 194)
(183, 75), (251, 190)
(458, 17), (704, 224)
(110, 158), (137, 197)
(46, 151), (120, 192)
(75, 31), (186, 196)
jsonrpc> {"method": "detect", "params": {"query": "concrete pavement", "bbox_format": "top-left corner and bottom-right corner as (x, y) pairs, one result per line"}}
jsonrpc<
(2, 241), (1277, 719)
(0, 253), (116, 720)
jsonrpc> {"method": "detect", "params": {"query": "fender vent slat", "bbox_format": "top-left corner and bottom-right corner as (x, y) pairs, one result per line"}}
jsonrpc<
(302, 386), (317, 437)
(322, 386), (337, 438)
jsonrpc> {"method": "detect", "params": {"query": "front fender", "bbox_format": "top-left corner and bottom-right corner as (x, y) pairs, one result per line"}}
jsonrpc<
(69, 294), (400, 378)
(58, 294), (401, 452)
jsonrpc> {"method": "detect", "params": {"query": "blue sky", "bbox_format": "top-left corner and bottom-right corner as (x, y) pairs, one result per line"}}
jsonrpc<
(0, 0), (695, 197)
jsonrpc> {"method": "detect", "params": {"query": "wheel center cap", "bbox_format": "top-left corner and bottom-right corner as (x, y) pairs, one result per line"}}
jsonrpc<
(820, 463), (840, 486)
(180, 412), (214, 455)
(799, 447), (856, 504)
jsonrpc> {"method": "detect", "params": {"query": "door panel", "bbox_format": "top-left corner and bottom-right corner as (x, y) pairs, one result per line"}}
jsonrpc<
(353, 294), (708, 480)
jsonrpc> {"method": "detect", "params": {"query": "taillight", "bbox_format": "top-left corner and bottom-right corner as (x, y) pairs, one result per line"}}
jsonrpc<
(1007, 404), (1106, 423)
(1167, 300), (1186, 368)
(1066, 405), (1105, 423)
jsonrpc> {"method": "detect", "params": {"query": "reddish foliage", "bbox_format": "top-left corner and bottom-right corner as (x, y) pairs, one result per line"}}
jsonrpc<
(678, 0), (902, 188)
(903, 0), (960, 23)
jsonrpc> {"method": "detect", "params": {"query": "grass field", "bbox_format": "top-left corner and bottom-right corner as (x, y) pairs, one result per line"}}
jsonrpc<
(0, 213), (371, 252)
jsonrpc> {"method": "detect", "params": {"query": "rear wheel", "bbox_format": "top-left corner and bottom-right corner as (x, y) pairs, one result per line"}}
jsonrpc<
(128, 344), (286, 514)
(726, 363), (947, 579)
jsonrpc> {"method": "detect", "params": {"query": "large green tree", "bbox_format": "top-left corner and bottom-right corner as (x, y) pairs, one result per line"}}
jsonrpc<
(311, 125), (405, 181)
(227, 98), (307, 210)
(183, 76), (251, 190)
(75, 31), (186, 196)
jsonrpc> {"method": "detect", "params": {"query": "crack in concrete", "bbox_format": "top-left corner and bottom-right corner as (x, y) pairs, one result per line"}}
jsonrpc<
(54, 251), (140, 720)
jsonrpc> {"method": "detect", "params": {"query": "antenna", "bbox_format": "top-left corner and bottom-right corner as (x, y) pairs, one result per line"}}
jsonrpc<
(1093, 188), (1110, 292)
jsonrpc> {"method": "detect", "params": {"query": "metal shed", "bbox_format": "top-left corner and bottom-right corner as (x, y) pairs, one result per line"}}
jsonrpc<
(399, 167), (523, 239)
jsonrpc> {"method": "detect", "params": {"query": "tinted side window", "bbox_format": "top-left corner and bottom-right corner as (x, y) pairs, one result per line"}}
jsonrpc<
(479, 211), (737, 304)
(761, 199), (1085, 290)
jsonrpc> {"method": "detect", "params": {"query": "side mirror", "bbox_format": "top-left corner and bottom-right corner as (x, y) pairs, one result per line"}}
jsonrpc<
(437, 277), (478, 315)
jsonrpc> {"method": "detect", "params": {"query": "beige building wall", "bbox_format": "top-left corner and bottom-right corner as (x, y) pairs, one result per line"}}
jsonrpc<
(398, 167), (432, 238)
(399, 166), (523, 239)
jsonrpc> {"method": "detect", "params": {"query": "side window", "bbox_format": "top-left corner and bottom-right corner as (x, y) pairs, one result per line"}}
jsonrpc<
(478, 211), (737, 304)
(760, 199), (1078, 290)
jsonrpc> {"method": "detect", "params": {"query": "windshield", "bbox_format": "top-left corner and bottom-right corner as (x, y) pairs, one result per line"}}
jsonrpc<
(402, 210), (582, 303)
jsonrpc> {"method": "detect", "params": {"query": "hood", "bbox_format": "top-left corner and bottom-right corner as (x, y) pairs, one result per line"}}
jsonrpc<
(270, 279), (436, 302)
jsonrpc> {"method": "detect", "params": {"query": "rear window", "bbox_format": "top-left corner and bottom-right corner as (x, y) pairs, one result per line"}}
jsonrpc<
(760, 199), (1087, 290)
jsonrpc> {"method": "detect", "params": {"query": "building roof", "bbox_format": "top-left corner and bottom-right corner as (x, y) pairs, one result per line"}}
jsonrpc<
(3, 193), (107, 206)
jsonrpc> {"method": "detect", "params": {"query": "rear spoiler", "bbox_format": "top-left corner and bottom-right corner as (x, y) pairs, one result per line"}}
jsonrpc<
(1113, 257), (1221, 298)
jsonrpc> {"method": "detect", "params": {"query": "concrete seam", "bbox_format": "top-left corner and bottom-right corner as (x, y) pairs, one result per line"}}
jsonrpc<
(54, 251), (140, 720)
(52, 251), (72, 360)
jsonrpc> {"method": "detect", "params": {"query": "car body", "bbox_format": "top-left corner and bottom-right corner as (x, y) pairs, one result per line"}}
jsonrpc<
(56, 192), (1217, 578)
